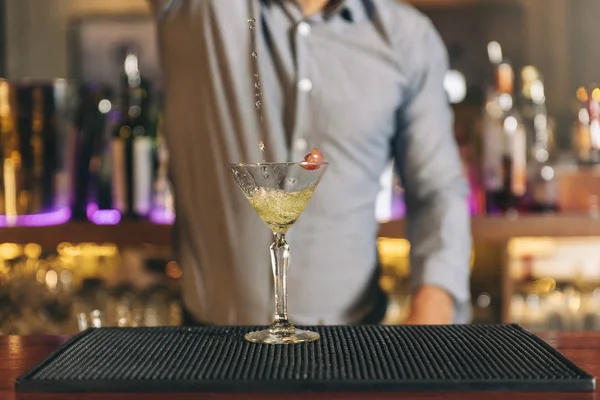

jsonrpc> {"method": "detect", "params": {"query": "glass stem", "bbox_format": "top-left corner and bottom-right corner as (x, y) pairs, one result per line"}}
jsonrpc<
(270, 233), (293, 334)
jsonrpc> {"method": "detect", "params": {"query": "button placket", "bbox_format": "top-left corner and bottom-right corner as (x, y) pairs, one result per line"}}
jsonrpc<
(293, 138), (308, 152)
(297, 21), (311, 37)
(298, 78), (313, 92)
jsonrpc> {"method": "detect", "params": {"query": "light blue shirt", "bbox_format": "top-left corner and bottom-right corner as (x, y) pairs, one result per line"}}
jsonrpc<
(154, 0), (472, 325)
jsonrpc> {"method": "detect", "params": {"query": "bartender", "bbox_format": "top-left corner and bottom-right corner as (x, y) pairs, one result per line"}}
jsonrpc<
(151, 0), (472, 326)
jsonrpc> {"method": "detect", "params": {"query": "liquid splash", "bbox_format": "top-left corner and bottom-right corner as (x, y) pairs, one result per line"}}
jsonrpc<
(261, 165), (270, 179)
(249, 23), (263, 115)
(259, 141), (266, 164)
(249, 14), (266, 163)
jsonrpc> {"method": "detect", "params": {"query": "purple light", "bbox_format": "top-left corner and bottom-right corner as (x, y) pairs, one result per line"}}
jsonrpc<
(390, 193), (406, 221)
(149, 208), (175, 225)
(468, 194), (479, 216)
(86, 203), (122, 225)
(0, 207), (71, 227)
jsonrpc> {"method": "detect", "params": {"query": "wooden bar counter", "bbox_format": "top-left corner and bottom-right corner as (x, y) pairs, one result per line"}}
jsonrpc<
(1, 332), (599, 400)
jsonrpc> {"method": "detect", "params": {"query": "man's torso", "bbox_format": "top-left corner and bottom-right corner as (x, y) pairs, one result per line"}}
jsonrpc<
(155, 0), (428, 325)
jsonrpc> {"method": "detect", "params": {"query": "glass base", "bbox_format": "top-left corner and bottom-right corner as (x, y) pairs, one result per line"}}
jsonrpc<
(245, 328), (320, 345)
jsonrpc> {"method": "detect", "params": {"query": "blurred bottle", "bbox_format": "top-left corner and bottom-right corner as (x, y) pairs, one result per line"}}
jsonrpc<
(588, 86), (600, 164)
(142, 283), (171, 327)
(106, 284), (137, 327)
(472, 292), (495, 324)
(87, 108), (122, 225)
(150, 112), (175, 224)
(528, 148), (558, 213)
(482, 43), (527, 215)
(510, 255), (531, 327)
(0, 80), (73, 222)
(582, 283), (600, 331)
(515, 255), (535, 299)
(511, 255), (556, 331)
(519, 67), (558, 213)
(112, 46), (154, 220)
(573, 86), (593, 164)
(72, 277), (107, 331)
(71, 83), (112, 219)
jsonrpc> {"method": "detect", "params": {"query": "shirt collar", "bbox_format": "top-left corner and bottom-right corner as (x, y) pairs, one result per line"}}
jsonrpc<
(267, 0), (373, 23)
(324, 0), (359, 22)
(327, 0), (375, 23)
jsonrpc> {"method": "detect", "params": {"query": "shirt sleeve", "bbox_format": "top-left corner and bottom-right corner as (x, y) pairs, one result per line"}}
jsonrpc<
(392, 18), (472, 323)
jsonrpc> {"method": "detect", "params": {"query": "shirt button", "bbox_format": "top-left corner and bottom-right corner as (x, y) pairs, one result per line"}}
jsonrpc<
(297, 21), (311, 37)
(298, 78), (313, 92)
(294, 138), (308, 152)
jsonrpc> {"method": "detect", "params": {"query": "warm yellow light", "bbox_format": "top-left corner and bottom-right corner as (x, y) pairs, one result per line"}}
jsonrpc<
(576, 87), (589, 103)
(521, 66), (539, 82)
(377, 238), (475, 272)
(532, 277), (556, 294)
(508, 238), (557, 258)
(58, 254), (74, 266)
(62, 247), (80, 257)
(379, 275), (396, 293)
(36, 268), (47, 284)
(0, 80), (9, 118)
(592, 88), (600, 102)
(8, 336), (21, 355)
(57, 242), (75, 255)
(378, 238), (410, 277)
(4, 159), (17, 225)
(0, 243), (21, 260)
(24, 243), (41, 259)
(59, 270), (73, 286)
(45, 270), (58, 290)
(378, 238), (410, 255)
(92, 244), (118, 256)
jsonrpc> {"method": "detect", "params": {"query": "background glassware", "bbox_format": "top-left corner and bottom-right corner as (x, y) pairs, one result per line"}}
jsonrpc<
(0, 243), (182, 335)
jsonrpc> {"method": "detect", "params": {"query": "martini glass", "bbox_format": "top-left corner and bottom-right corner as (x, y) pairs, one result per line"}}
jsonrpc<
(228, 161), (328, 344)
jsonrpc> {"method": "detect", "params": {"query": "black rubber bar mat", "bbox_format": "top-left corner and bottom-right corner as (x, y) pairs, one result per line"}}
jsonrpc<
(16, 324), (595, 393)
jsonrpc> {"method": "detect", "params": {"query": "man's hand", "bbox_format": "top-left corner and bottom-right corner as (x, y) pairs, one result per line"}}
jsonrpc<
(404, 285), (454, 325)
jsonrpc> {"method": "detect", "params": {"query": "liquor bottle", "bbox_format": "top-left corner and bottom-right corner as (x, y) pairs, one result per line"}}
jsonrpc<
(88, 108), (122, 225)
(519, 68), (558, 212)
(588, 86), (600, 164)
(150, 112), (175, 224)
(111, 46), (154, 219)
(111, 111), (129, 217)
(71, 83), (111, 220)
(482, 54), (527, 215)
(527, 121), (558, 212)
(573, 86), (592, 165)
(510, 254), (534, 326)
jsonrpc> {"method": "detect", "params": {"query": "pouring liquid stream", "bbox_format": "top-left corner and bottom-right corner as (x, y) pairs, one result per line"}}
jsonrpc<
(248, 18), (267, 164)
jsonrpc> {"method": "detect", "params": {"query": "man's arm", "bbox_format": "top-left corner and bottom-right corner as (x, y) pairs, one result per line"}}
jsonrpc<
(392, 18), (472, 325)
